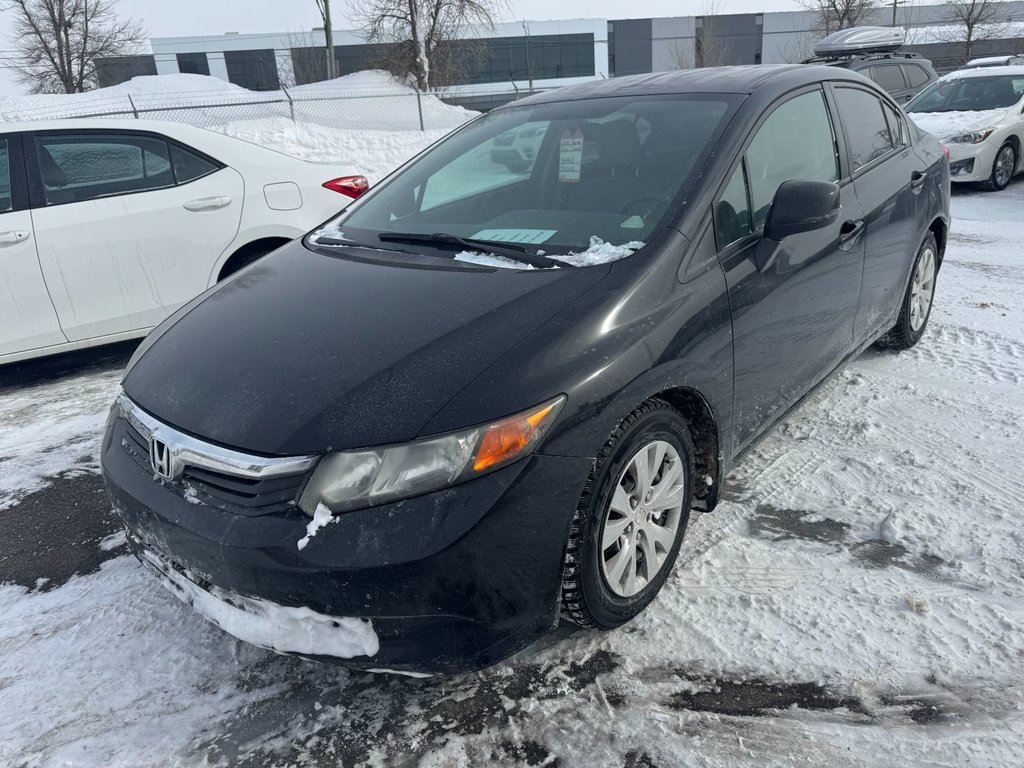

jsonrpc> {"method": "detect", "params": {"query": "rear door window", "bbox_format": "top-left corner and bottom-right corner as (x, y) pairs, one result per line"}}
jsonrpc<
(35, 133), (175, 205)
(881, 101), (907, 148)
(832, 87), (895, 171)
(170, 143), (221, 183)
(868, 65), (907, 93)
(0, 138), (12, 213)
(903, 64), (931, 89)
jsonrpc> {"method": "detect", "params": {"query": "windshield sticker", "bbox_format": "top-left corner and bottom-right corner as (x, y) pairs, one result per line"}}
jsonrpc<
(473, 228), (557, 244)
(558, 127), (584, 183)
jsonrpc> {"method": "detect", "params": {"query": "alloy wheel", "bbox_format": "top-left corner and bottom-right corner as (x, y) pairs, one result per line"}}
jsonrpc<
(909, 246), (936, 332)
(599, 440), (685, 598)
(994, 145), (1015, 189)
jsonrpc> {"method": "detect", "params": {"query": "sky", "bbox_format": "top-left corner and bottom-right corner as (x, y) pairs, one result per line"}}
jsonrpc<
(0, 0), (808, 96)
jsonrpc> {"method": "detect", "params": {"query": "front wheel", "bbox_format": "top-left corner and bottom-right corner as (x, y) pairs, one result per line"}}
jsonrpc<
(561, 399), (695, 629)
(875, 233), (938, 350)
(984, 142), (1016, 191)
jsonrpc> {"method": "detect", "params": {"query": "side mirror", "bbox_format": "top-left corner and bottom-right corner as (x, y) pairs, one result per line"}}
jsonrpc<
(763, 179), (841, 241)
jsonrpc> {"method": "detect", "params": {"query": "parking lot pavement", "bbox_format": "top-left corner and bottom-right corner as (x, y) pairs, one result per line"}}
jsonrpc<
(1, 185), (1023, 767)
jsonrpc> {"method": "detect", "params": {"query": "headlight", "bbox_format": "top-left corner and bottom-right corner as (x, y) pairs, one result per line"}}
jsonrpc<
(948, 129), (994, 144)
(298, 396), (566, 515)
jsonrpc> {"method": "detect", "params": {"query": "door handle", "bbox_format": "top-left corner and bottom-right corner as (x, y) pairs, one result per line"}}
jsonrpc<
(0, 230), (30, 245)
(910, 171), (928, 191)
(837, 219), (865, 250)
(183, 196), (232, 212)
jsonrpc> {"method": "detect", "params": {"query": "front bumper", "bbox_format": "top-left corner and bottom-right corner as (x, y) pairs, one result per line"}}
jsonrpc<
(946, 139), (998, 182)
(101, 411), (593, 674)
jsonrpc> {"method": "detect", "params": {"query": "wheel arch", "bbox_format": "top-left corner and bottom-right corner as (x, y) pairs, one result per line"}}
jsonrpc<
(216, 236), (293, 282)
(928, 216), (948, 267)
(650, 386), (723, 513)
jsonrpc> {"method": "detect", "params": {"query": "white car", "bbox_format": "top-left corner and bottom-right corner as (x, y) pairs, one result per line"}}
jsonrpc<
(0, 119), (367, 364)
(906, 65), (1024, 190)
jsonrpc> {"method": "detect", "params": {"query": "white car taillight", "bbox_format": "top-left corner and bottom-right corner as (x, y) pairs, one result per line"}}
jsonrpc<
(323, 175), (369, 199)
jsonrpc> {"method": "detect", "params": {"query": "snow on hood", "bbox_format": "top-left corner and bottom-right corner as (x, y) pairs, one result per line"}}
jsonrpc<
(909, 108), (1011, 140)
(454, 237), (645, 270)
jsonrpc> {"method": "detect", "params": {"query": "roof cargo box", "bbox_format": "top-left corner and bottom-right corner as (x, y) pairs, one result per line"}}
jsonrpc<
(812, 26), (905, 57)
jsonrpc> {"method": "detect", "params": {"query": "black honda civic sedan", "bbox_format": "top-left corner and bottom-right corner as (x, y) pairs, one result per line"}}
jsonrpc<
(102, 65), (950, 674)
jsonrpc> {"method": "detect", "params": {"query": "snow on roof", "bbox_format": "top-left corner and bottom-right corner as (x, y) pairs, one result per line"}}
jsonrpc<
(941, 64), (1024, 80)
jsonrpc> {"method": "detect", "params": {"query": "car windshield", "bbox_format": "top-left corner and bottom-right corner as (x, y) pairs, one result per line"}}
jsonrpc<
(310, 93), (738, 264)
(906, 74), (1024, 113)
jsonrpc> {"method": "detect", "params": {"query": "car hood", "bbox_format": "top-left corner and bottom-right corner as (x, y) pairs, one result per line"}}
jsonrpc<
(123, 241), (608, 455)
(909, 107), (1011, 140)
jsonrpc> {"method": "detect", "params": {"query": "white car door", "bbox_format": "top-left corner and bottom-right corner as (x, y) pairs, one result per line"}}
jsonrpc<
(0, 134), (66, 358)
(27, 130), (244, 342)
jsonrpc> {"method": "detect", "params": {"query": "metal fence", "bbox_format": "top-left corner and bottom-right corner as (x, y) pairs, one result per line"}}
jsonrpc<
(1, 83), (554, 133)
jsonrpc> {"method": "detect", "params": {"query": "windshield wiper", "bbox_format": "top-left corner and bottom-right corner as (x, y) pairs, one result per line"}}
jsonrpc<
(378, 231), (570, 269)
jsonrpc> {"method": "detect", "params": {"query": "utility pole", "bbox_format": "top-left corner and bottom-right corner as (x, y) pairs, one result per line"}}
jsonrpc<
(891, 0), (905, 27)
(317, 0), (338, 80)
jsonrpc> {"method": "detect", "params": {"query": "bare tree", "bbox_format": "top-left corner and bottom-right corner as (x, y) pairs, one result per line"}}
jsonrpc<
(313, 0), (338, 80)
(2, 0), (145, 93)
(672, 0), (730, 68)
(775, 30), (819, 62)
(278, 29), (336, 87)
(937, 0), (1008, 63)
(352, 0), (499, 91)
(799, 0), (880, 35)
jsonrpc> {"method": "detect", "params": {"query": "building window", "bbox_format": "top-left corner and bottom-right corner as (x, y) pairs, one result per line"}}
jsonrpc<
(176, 52), (210, 76)
(224, 49), (280, 91)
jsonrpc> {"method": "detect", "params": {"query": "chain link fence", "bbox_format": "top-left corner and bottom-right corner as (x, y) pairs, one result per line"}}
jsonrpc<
(1, 83), (554, 133)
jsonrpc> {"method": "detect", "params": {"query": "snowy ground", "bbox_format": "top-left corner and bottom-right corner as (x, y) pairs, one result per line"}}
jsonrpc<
(1, 174), (1023, 765)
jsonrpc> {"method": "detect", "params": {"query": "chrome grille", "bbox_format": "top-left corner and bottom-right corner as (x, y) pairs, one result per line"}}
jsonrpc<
(117, 393), (317, 515)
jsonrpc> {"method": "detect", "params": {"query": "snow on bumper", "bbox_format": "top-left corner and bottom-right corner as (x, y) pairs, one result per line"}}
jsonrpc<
(138, 545), (380, 660)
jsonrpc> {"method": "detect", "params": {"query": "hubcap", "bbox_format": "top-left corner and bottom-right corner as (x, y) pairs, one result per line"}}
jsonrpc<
(994, 146), (1014, 187)
(909, 247), (936, 332)
(599, 440), (685, 598)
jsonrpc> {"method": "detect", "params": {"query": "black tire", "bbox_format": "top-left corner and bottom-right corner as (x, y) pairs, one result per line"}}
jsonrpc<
(560, 399), (695, 629)
(875, 232), (938, 351)
(983, 142), (1016, 191)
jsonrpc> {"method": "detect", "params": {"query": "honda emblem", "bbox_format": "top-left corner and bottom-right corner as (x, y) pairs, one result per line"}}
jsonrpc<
(149, 436), (174, 481)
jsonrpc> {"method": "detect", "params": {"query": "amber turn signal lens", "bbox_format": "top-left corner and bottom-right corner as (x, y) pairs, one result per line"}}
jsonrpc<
(473, 398), (564, 472)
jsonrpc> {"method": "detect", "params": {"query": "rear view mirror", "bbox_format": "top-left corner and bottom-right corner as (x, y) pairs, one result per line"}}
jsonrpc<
(764, 180), (841, 241)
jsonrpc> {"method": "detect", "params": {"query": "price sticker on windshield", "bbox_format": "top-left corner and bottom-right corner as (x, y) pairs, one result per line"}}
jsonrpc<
(558, 127), (584, 183)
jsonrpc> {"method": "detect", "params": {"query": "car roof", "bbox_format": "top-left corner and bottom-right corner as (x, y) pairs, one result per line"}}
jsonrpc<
(943, 64), (1024, 80)
(512, 65), (873, 107)
(0, 117), (214, 138)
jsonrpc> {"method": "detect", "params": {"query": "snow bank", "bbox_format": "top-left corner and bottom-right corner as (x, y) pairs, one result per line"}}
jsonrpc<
(140, 548), (379, 659)
(216, 117), (446, 183)
(0, 70), (477, 133)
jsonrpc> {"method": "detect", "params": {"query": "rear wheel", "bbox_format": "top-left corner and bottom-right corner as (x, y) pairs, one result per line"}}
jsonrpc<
(984, 142), (1016, 191)
(561, 399), (695, 629)
(875, 233), (938, 351)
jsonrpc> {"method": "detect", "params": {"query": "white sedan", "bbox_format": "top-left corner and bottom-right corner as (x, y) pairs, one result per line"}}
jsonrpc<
(906, 65), (1024, 190)
(0, 119), (368, 364)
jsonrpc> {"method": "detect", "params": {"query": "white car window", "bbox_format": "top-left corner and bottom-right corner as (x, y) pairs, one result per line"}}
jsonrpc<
(35, 133), (175, 206)
(0, 138), (11, 213)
